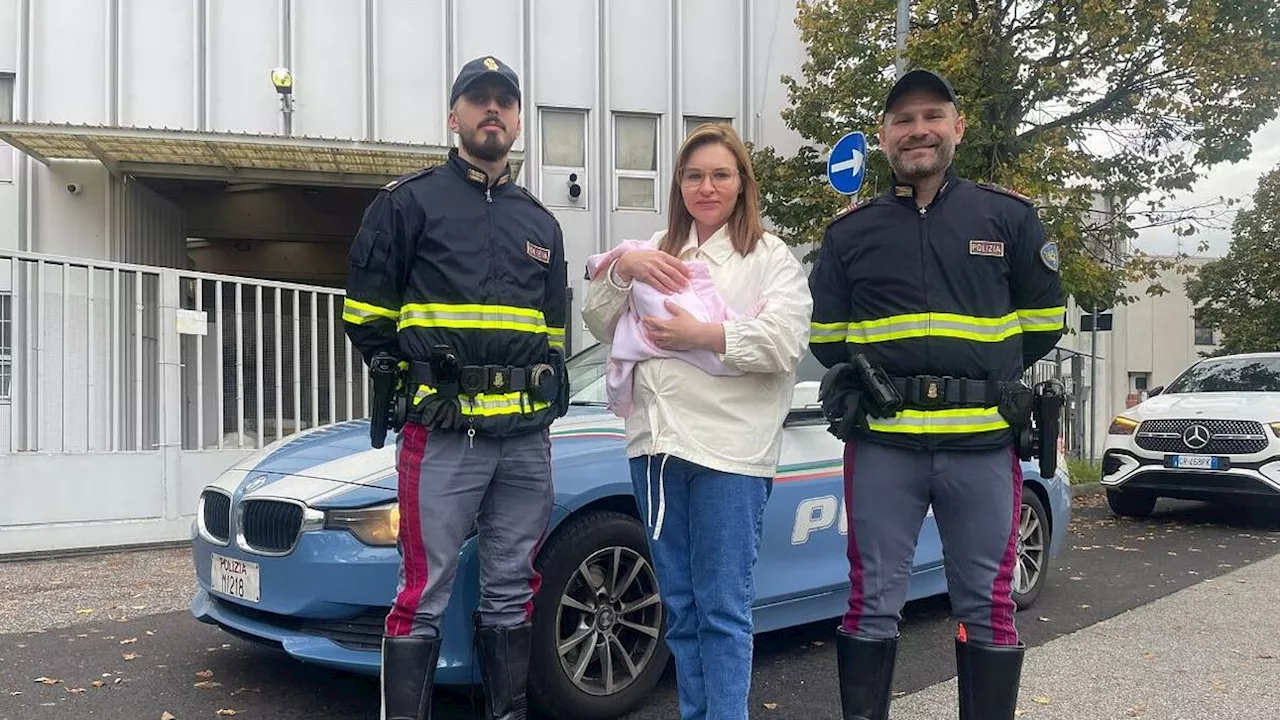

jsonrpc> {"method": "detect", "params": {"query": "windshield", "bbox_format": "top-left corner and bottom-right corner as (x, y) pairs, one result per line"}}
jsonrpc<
(565, 343), (828, 408)
(1164, 356), (1280, 393)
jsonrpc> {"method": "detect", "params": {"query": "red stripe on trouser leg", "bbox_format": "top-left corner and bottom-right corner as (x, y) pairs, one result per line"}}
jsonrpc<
(385, 423), (429, 637)
(840, 442), (865, 634)
(989, 448), (1024, 646)
(522, 529), (547, 622)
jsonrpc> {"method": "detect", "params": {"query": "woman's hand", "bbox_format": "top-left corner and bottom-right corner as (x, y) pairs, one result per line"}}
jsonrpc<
(615, 250), (691, 294)
(643, 300), (726, 352)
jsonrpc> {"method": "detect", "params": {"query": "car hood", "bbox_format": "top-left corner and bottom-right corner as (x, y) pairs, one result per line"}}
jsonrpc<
(1120, 391), (1280, 423)
(206, 406), (623, 509)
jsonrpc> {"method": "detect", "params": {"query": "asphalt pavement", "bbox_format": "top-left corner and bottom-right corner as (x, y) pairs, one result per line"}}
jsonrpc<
(2, 494), (1278, 720)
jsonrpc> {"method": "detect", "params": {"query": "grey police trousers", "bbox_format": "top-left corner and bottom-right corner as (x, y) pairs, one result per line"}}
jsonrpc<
(841, 439), (1024, 646)
(383, 422), (554, 638)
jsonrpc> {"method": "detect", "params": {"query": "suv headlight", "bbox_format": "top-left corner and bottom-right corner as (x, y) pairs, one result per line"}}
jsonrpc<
(1108, 416), (1139, 435)
(1270, 423), (1280, 438)
(325, 503), (400, 546)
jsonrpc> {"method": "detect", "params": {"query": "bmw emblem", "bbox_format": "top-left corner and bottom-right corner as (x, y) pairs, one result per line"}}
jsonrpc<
(244, 475), (269, 493)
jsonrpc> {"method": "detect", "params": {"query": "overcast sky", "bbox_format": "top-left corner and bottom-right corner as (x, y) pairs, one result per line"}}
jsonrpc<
(1132, 116), (1280, 259)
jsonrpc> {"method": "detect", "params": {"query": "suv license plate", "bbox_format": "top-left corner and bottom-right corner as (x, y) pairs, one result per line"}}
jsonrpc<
(1165, 454), (1228, 470)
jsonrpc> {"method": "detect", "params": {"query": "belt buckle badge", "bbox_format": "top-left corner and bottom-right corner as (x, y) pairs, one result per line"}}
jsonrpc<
(919, 375), (944, 408)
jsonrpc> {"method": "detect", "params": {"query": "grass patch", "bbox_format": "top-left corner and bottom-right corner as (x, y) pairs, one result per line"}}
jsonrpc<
(1065, 457), (1101, 485)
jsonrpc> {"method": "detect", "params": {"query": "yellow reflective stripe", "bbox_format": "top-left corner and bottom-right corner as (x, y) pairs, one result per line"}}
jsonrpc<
(548, 325), (565, 349)
(342, 298), (399, 325)
(398, 303), (548, 334)
(458, 392), (551, 417)
(867, 406), (1010, 435)
(846, 312), (1021, 344)
(411, 384), (437, 407)
(810, 321), (847, 344)
(1017, 306), (1066, 332)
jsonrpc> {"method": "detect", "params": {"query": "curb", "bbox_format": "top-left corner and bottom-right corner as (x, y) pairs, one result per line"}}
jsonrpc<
(1070, 481), (1103, 497)
(0, 539), (192, 565)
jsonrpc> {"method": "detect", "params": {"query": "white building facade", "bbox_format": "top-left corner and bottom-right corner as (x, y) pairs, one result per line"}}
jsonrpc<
(0, 0), (812, 555)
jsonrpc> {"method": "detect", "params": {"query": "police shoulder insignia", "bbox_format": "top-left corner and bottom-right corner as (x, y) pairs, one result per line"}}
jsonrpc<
(975, 181), (1035, 206)
(1039, 241), (1060, 272)
(828, 197), (875, 227)
(515, 184), (555, 218)
(383, 166), (435, 192)
(526, 240), (552, 265)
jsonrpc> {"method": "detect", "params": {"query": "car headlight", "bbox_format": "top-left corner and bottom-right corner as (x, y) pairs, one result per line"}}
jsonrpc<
(1270, 422), (1280, 438)
(1108, 416), (1139, 435)
(325, 503), (400, 546)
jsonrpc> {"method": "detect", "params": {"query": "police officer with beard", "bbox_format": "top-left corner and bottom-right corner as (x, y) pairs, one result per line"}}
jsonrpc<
(808, 70), (1065, 720)
(344, 56), (568, 720)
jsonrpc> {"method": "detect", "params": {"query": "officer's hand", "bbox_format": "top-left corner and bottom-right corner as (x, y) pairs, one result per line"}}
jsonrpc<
(616, 250), (690, 294)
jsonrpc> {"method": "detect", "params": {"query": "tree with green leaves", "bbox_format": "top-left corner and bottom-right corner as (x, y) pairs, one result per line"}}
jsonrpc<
(1185, 163), (1280, 355)
(751, 0), (1280, 311)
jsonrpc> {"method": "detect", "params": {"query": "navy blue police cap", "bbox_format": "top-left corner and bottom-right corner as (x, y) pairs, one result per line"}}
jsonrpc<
(450, 55), (521, 107)
(883, 69), (959, 114)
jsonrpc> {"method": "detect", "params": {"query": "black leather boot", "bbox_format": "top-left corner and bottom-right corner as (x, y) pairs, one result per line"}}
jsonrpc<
(955, 637), (1026, 720)
(835, 629), (898, 720)
(380, 635), (440, 720)
(475, 622), (532, 720)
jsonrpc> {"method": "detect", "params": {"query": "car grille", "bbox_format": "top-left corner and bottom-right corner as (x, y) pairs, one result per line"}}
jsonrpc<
(239, 499), (304, 554)
(211, 597), (385, 651)
(1135, 419), (1269, 455)
(201, 491), (231, 543)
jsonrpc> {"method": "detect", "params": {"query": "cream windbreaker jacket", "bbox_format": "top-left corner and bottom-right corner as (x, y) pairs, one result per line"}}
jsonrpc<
(581, 225), (814, 480)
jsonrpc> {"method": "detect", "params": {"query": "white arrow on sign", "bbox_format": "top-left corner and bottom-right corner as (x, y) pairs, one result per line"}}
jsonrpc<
(830, 150), (864, 176)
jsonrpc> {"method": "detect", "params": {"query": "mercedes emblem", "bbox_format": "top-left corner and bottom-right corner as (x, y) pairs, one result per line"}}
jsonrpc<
(1182, 424), (1211, 450)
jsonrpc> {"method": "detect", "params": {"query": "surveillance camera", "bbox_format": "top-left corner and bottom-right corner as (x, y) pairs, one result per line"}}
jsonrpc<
(66, 183), (82, 195)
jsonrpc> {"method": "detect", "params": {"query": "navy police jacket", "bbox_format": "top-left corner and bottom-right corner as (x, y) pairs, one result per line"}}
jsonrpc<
(808, 166), (1065, 451)
(343, 149), (567, 437)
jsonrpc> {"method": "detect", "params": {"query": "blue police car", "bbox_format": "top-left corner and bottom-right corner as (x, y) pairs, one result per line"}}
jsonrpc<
(190, 343), (1072, 719)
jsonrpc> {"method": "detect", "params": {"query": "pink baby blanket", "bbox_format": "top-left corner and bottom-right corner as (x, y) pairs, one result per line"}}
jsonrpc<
(586, 239), (764, 417)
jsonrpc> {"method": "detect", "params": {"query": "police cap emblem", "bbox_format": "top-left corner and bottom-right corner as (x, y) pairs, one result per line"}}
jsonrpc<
(1040, 241), (1060, 272)
(484, 57), (499, 71)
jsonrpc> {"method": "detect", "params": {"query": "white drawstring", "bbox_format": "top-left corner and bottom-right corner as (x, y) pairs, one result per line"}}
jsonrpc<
(653, 454), (670, 541)
(644, 455), (653, 529)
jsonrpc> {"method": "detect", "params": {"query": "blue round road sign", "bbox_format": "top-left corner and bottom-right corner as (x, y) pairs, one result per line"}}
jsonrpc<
(827, 131), (867, 196)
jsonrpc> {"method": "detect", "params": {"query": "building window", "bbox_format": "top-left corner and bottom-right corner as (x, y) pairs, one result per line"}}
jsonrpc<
(1194, 316), (1215, 346)
(540, 108), (588, 210)
(684, 116), (733, 139)
(0, 293), (11, 401)
(614, 113), (659, 210)
(0, 74), (13, 183)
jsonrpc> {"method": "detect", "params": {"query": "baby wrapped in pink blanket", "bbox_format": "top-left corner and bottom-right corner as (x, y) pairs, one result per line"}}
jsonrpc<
(586, 239), (765, 417)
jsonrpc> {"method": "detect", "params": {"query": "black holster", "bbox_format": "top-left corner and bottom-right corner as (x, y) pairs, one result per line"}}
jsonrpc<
(1009, 379), (1065, 478)
(369, 352), (408, 449)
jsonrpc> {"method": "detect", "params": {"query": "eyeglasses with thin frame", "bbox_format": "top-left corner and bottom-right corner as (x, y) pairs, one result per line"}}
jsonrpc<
(680, 167), (739, 189)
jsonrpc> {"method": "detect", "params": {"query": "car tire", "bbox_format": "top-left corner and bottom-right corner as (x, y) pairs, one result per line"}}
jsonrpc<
(1106, 488), (1157, 518)
(527, 510), (671, 720)
(1011, 488), (1050, 611)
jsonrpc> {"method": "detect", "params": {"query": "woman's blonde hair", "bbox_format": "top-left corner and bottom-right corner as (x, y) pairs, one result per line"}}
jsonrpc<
(660, 122), (766, 257)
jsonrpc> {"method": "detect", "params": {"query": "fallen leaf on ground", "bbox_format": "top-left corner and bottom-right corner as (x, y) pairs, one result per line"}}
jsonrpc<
(10, 691), (22, 696)
(811, 640), (824, 647)
(762, 702), (778, 710)
(67, 687), (86, 694)
(91, 681), (104, 688)
(33, 677), (61, 685)
(122, 653), (138, 661)
(1258, 654), (1275, 660)
(195, 681), (223, 689)
(1037, 616), (1050, 622)
(1126, 705), (1146, 716)
(196, 670), (214, 678)
(1033, 696), (1051, 704)
(161, 713), (177, 720)
(216, 711), (239, 717)
(120, 638), (138, 645)
(146, 631), (155, 636)
(1080, 604), (1091, 609)
(75, 609), (94, 615)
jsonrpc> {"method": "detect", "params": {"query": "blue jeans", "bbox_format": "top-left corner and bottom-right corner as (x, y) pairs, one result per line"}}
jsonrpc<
(630, 454), (771, 720)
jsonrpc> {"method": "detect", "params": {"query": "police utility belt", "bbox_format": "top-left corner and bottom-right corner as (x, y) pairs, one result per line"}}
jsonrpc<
(408, 357), (559, 399)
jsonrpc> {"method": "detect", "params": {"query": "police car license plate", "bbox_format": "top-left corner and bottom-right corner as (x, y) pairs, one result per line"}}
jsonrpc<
(1165, 454), (1227, 470)
(211, 553), (260, 603)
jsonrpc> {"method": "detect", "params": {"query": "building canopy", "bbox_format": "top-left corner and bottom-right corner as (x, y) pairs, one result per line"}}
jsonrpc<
(0, 122), (510, 187)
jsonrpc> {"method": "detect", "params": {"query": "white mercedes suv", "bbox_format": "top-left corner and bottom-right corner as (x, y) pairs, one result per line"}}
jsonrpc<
(1101, 352), (1280, 517)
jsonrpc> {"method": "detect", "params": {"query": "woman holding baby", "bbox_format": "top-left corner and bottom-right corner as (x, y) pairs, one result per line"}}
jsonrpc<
(581, 122), (813, 720)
